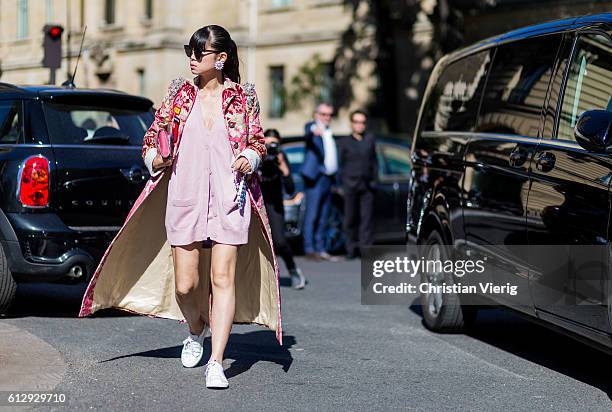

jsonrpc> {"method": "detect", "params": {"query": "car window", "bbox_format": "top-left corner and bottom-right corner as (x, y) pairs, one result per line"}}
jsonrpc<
(557, 33), (612, 142)
(0, 100), (23, 144)
(541, 36), (574, 139)
(284, 144), (305, 175)
(376, 149), (386, 176)
(380, 143), (411, 176)
(422, 49), (492, 132)
(42, 102), (152, 146)
(476, 34), (562, 137)
(23, 101), (50, 145)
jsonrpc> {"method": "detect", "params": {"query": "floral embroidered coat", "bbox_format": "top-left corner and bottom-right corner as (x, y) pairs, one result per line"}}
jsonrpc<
(78, 75), (283, 346)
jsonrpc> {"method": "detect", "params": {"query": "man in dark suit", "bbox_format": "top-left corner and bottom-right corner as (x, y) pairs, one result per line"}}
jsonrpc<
(300, 102), (340, 262)
(336, 110), (378, 259)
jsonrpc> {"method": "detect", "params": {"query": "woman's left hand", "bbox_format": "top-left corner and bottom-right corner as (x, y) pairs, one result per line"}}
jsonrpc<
(232, 156), (252, 174)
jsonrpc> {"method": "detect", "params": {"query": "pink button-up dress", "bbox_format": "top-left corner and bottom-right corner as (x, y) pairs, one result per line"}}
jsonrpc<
(165, 92), (251, 246)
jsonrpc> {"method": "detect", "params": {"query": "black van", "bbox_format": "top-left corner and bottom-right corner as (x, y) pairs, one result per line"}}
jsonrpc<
(407, 13), (612, 350)
(0, 83), (153, 312)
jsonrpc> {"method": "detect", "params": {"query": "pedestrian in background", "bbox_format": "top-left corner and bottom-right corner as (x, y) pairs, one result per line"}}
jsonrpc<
(260, 128), (308, 289)
(300, 102), (340, 262)
(336, 110), (377, 259)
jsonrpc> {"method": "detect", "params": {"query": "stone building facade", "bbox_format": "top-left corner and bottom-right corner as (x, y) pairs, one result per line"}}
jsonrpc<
(1, 0), (609, 136)
(0, 0), (380, 136)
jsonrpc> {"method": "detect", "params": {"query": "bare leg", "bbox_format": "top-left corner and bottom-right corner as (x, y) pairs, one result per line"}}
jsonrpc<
(172, 242), (206, 335)
(209, 242), (238, 363)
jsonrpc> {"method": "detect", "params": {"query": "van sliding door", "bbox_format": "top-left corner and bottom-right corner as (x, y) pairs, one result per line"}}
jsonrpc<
(463, 33), (563, 312)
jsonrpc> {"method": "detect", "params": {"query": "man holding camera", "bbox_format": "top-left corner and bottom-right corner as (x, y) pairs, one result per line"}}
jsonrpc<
(259, 129), (307, 289)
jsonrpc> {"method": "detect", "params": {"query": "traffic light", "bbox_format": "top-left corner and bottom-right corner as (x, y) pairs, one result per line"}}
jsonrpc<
(42, 25), (63, 69)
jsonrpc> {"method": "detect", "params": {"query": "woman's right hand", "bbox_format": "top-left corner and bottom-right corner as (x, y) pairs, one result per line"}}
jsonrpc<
(152, 152), (173, 172)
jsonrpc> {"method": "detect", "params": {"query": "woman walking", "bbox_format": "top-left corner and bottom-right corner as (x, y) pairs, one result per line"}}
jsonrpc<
(78, 25), (283, 389)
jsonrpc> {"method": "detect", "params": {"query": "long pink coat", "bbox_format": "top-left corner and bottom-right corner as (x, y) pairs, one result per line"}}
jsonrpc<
(78, 75), (283, 346)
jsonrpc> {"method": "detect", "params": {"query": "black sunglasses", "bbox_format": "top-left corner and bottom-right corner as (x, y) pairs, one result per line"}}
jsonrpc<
(183, 44), (219, 61)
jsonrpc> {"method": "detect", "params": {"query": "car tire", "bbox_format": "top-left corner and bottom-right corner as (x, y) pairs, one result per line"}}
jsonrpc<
(0, 243), (16, 315)
(419, 230), (477, 332)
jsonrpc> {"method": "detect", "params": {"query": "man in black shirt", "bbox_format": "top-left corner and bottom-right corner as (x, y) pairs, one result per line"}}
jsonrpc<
(336, 110), (378, 259)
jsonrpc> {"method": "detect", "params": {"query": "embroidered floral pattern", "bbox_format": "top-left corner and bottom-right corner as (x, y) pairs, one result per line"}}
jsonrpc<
(80, 75), (282, 346)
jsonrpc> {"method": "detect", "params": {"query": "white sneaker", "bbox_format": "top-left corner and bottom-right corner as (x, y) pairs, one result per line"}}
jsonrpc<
(181, 326), (209, 368)
(205, 359), (229, 389)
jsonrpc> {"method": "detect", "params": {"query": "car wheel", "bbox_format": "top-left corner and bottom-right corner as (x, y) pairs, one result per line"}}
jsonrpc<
(419, 230), (477, 332)
(0, 243), (16, 314)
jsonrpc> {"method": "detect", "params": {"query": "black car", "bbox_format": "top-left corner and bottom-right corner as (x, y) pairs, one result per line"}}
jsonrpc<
(407, 13), (612, 350)
(0, 83), (153, 312)
(281, 136), (411, 253)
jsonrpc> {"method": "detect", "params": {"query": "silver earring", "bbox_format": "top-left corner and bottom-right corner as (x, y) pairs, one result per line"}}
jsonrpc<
(214, 60), (224, 71)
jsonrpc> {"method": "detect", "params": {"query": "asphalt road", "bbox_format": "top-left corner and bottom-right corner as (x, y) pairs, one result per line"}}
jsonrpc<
(2, 257), (612, 411)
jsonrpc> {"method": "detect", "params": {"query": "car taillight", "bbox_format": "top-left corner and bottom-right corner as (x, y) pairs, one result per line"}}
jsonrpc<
(19, 156), (50, 207)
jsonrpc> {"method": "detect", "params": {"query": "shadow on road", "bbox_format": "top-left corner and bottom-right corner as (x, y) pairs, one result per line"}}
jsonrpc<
(410, 302), (612, 400)
(6, 272), (298, 319)
(8, 282), (295, 378)
(5, 282), (133, 319)
(99, 330), (295, 377)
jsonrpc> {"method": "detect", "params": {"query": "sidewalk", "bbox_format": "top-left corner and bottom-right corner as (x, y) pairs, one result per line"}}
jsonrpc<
(0, 321), (66, 391)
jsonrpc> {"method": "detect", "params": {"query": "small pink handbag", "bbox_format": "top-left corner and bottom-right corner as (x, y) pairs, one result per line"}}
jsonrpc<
(156, 126), (172, 159)
(156, 80), (183, 160)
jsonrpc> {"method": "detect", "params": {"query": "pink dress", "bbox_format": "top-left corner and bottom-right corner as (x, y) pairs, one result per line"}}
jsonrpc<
(165, 92), (251, 246)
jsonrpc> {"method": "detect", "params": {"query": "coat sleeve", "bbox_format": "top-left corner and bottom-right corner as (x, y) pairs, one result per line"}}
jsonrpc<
(237, 82), (267, 175)
(142, 77), (184, 177)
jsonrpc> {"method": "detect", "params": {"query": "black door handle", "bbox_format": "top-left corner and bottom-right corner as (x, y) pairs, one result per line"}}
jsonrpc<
(509, 147), (527, 167)
(536, 152), (556, 172)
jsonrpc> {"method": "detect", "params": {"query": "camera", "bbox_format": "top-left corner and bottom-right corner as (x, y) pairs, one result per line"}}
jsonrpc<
(264, 142), (280, 163)
(267, 141), (279, 156)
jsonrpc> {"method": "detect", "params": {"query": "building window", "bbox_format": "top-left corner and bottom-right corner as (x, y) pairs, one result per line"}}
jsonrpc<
(137, 69), (146, 96)
(271, 0), (292, 8)
(104, 0), (115, 25)
(17, 0), (29, 39)
(144, 0), (153, 20)
(269, 66), (285, 118)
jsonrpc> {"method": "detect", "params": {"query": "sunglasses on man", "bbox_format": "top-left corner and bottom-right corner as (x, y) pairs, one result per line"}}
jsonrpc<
(183, 44), (220, 61)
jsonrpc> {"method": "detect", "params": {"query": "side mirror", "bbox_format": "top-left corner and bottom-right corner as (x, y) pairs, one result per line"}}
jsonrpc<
(574, 110), (612, 152)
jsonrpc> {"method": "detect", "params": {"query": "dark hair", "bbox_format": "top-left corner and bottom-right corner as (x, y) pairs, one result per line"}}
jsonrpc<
(264, 128), (282, 140)
(189, 25), (240, 83)
(350, 109), (367, 121)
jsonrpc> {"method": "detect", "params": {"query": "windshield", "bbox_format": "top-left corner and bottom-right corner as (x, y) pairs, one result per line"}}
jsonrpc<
(42, 102), (153, 146)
